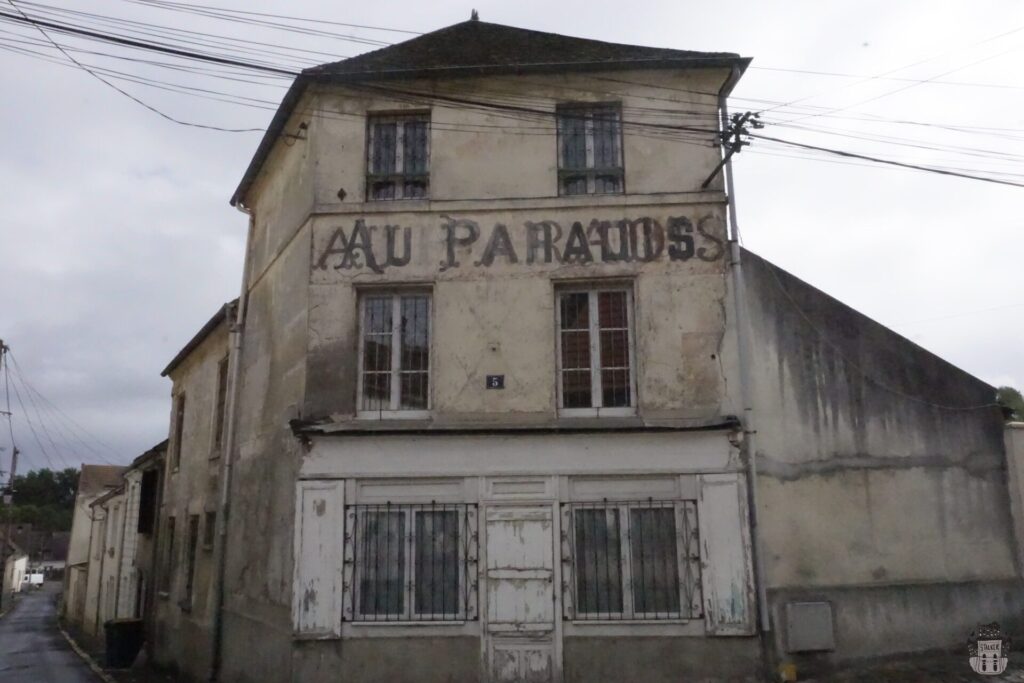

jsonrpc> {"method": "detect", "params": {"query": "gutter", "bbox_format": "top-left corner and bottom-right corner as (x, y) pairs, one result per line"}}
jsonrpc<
(208, 201), (255, 682)
(718, 64), (771, 635)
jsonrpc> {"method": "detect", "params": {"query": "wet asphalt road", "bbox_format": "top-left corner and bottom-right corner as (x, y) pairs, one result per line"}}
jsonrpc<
(0, 590), (100, 683)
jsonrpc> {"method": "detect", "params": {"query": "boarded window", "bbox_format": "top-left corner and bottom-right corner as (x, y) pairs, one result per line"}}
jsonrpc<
(562, 500), (701, 621)
(557, 104), (623, 196)
(367, 114), (430, 200)
(138, 469), (159, 534)
(212, 356), (229, 456)
(160, 516), (175, 593)
(184, 515), (200, 607)
(171, 394), (185, 470)
(557, 288), (634, 414)
(203, 511), (216, 549)
(347, 503), (477, 621)
(358, 293), (430, 416)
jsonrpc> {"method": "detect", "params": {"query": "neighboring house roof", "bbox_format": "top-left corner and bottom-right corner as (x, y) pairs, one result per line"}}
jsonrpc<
(130, 439), (168, 469)
(161, 299), (237, 377)
(77, 464), (127, 498)
(90, 485), (124, 509)
(230, 19), (750, 207)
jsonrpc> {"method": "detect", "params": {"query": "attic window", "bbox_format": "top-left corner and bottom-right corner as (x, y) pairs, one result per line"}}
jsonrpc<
(557, 103), (623, 196)
(367, 113), (430, 200)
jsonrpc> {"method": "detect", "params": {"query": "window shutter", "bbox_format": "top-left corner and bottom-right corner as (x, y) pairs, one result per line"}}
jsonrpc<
(559, 504), (574, 620)
(679, 501), (703, 619)
(698, 473), (755, 635)
(292, 480), (344, 637)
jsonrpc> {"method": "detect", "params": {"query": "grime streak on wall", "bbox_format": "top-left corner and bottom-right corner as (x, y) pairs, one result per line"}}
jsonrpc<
(312, 213), (726, 274)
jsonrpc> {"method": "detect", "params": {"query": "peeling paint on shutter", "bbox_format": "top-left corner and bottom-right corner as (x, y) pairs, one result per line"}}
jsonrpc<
(699, 473), (755, 636)
(292, 480), (344, 637)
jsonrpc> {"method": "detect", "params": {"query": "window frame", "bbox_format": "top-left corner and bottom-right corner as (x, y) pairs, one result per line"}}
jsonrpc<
(210, 355), (229, 459)
(355, 291), (432, 420)
(556, 102), (625, 197)
(562, 500), (701, 622)
(170, 393), (185, 472)
(555, 285), (637, 417)
(365, 112), (431, 201)
(182, 514), (200, 610)
(343, 503), (478, 623)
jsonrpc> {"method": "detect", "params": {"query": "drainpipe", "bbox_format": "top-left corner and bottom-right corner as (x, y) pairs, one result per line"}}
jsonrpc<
(208, 202), (255, 682)
(718, 65), (771, 636)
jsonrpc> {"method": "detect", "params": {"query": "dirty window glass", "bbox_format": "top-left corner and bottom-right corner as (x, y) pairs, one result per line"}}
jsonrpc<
(557, 104), (623, 196)
(367, 114), (429, 200)
(414, 510), (459, 616)
(359, 293), (430, 415)
(358, 511), (406, 617)
(558, 289), (633, 412)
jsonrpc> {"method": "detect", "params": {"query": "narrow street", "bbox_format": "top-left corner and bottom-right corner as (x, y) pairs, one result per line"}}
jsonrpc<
(0, 590), (100, 683)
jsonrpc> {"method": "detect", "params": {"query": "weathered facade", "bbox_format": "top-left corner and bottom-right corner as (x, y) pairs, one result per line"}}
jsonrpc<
(152, 302), (234, 680)
(148, 18), (1023, 683)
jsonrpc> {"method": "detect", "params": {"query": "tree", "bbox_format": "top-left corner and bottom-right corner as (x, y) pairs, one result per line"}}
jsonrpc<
(0, 467), (79, 531)
(997, 386), (1024, 422)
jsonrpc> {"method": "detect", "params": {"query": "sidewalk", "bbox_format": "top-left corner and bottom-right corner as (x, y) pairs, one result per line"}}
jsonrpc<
(62, 620), (177, 683)
(803, 649), (1024, 682)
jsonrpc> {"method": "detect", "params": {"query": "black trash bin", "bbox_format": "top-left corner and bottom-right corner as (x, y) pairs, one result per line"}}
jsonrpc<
(103, 618), (144, 669)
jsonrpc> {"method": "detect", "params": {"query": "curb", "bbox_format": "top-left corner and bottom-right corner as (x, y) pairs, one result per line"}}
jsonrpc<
(59, 625), (117, 683)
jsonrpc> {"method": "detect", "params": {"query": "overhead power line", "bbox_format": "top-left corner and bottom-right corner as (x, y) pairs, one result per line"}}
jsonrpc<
(750, 132), (1024, 188)
(1, 2), (266, 131)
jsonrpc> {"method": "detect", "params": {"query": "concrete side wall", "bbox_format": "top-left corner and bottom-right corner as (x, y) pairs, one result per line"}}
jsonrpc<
(219, 211), (311, 683)
(739, 249), (1022, 663)
(1006, 424), (1024, 571)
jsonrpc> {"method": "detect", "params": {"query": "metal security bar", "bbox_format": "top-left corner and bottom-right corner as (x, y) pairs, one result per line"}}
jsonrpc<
(343, 502), (478, 622)
(561, 499), (701, 621)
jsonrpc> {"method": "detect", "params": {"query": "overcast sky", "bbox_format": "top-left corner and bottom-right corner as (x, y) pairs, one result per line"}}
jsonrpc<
(1, 0), (1021, 472)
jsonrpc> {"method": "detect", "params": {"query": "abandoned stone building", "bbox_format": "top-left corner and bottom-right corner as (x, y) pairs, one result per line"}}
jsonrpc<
(143, 18), (1023, 683)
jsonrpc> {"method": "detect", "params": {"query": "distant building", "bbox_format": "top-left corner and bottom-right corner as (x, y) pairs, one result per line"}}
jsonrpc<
(62, 464), (125, 626)
(1, 535), (28, 607)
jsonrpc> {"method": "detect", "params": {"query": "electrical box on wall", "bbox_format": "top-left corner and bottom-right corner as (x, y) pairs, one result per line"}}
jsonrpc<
(785, 601), (836, 653)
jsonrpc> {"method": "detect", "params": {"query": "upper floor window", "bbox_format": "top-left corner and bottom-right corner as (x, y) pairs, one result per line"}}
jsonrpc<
(557, 104), (623, 196)
(357, 292), (431, 418)
(556, 287), (635, 416)
(367, 113), (430, 200)
(171, 393), (185, 471)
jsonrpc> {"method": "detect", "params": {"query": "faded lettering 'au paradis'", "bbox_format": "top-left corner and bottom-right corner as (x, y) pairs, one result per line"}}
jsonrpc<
(314, 214), (725, 273)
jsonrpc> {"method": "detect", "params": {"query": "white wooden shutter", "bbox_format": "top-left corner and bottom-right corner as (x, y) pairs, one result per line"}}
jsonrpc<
(699, 473), (755, 635)
(292, 480), (344, 637)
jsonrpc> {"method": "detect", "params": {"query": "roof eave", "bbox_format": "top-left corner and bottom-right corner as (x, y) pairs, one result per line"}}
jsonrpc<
(160, 300), (237, 378)
(229, 55), (750, 208)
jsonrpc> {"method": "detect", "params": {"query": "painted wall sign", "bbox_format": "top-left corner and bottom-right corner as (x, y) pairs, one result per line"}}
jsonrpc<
(313, 214), (725, 273)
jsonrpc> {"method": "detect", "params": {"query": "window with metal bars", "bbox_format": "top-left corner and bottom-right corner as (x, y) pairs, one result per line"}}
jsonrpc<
(556, 287), (635, 416)
(561, 500), (701, 621)
(357, 292), (431, 418)
(342, 503), (478, 622)
(557, 103), (623, 196)
(366, 113), (430, 200)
